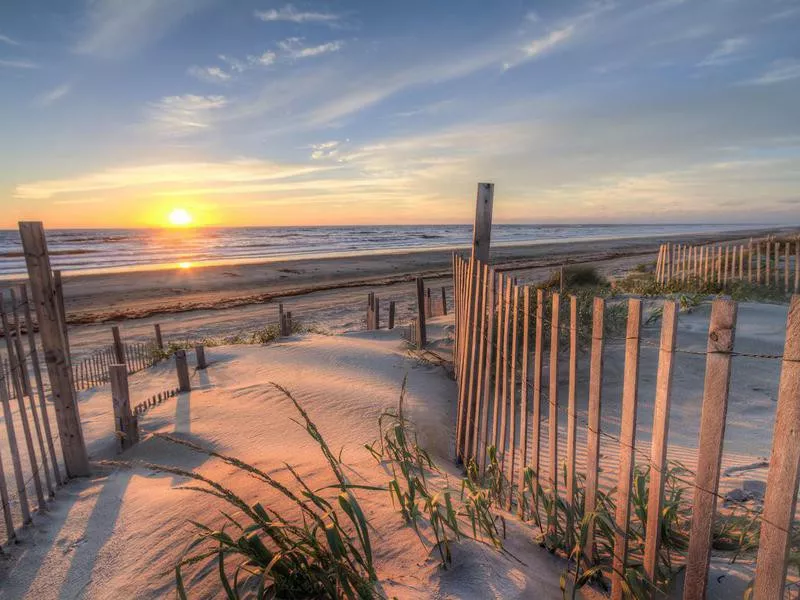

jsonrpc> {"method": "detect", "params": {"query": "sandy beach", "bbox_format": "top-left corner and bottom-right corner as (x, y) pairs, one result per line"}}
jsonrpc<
(34, 227), (786, 362)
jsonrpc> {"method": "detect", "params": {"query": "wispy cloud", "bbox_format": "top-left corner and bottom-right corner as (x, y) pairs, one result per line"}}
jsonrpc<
(0, 33), (19, 46)
(74, 0), (207, 58)
(147, 94), (228, 136)
(35, 83), (71, 106)
(188, 65), (232, 82)
(278, 37), (343, 59)
(309, 140), (341, 159)
(14, 159), (333, 200)
(697, 37), (748, 67)
(504, 2), (614, 71)
(743, 59), (800, 85)
(189, 51), (276, 82)
(254, 4), (340, 25)
(0, 58), (39, 69)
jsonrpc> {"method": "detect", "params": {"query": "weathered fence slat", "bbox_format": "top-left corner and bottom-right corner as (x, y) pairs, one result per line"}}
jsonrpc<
(584, 297), (605, 562)
(610, 298), (643, 600)
(683, 299), (738, 600)
(752, 295), (800, 599)
(547, 292), (560, 529)
(531, 289), (544, 488)
(20, 285), (62, 486)
(471, 265), (490, 463)
(506, 285), (520, 509)
(517, 286), (531, 505)
(565, 294), (578, 548)
(643, 300), (679, 590)
(463, 263), (484, 461)
(19, 221), (90, 478)
(0, 300), (47, 512)
(478, 268), (496, 470)
(499, 277), (512, 474)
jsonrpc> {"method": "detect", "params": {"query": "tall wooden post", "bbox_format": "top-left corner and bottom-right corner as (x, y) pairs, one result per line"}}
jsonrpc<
(643, 300), (678, 585)
(19, 285), (63, 486)
(18, 221), (90, 478)
(154, 324), (164, 350)
(441, 287), (447, 316)
(610, 298), (643, 600)
(388, 301), (396, 330)
(175, 350), (191, 392)
(415, 277), (427, 348)
(112, 326), (125, 364)
(195, 345), (207, 370)
(752, 295), (800, 599)
(683, 299), (737, 600)
(109, 364), (139, 451)
(471, 183), (494, 264)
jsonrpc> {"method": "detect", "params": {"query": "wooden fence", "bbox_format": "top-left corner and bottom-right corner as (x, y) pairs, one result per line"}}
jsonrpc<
(452, 252), (800, 600)
(72, 341), (158, 392)
(0, 285), (65, 542)
(656, 238), (800, 292)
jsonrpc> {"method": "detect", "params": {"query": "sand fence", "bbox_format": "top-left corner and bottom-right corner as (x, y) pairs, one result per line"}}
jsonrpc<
(0, 222), (223, 546)
(453, 251), (800, 599)
(656, 237), (800, 292)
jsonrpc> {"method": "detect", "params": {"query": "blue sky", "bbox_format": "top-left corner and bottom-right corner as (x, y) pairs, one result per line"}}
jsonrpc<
(1, 0), (799, 227)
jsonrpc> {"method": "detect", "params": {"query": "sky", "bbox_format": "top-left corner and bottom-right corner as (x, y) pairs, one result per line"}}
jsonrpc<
(1, 0), (799, 228)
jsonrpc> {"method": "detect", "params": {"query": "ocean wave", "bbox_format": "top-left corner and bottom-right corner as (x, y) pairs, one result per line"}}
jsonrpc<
(0, 249), (100, 258)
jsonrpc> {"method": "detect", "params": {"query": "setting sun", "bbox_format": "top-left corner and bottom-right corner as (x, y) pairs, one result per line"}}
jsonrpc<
(167, 208), (193, 227)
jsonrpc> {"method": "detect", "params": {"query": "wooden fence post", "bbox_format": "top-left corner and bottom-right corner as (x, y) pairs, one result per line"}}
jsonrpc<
(388, 301), (395, 330)
(19, 285), (62, 486)
(752, 295), (800, 599)
(53, 270), (72, 367)
(478, 269), (496, 470)
(565, 294), (578, 547)
(498, 277), (512, 474)
(795, 241), (799, 293)
(195, 345), (207, 370)
(109, 364), (139, 451)
(610, 298), (643, 600)
(548, 292), (560, 534)
(0, 372), (31, 524)
(470, 265), (491, 463)
(175, 350), (191, 392)
(9, 289), (53, 497)
(112, 326), (125, 364)
(461, 264), (484, 461)
(415, 277), (427, 348)
(471, 183), (494, 263)
(0, 437), (14, 540)
(531, 289), (544, 485)
(643, 300), (678, 589)
(441, 287), (448, 316)
(785, 243), (790, 292)
(18, 221), (90, 478)
(154, 324), (164, 350)
(683, 299), (738, 600)
(491, 274), (506, 451)
(584, 297), (605, 562)
(506, 285), (520, 508)
(517, 285), (531, 499)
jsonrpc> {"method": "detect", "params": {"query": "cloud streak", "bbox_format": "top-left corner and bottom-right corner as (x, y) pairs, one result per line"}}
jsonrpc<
(74, 0), (207, 58)
(147, 94), (228, 136)
(254, 4), (340, 25)
(744, 59), (800, 85)
(0, 33), (19, 46)
(35, 83), (71, 106)
(697, 37), (748, 67)
(0, 58), (38, 69)
(14, 159), (334, 200)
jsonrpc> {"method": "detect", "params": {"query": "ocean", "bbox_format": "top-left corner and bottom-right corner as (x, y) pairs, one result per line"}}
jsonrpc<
(0, 224), (758, 278)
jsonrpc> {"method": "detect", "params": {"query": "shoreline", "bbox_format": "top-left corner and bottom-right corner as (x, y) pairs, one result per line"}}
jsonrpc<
(25, 225), (786, 325)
